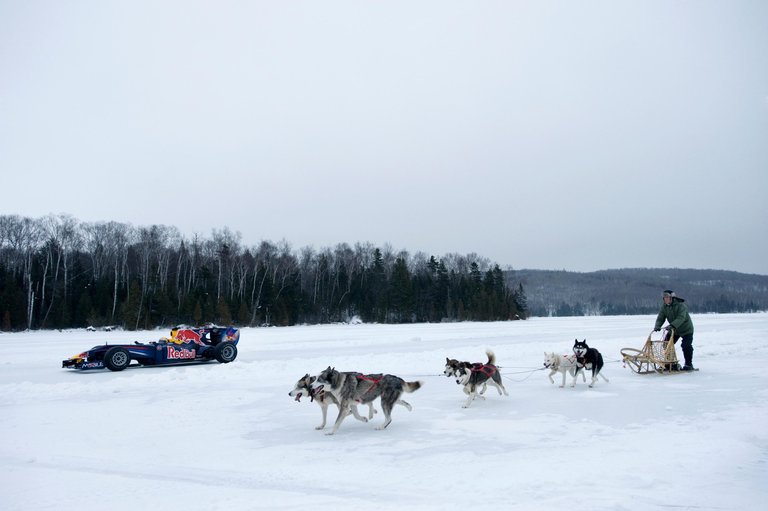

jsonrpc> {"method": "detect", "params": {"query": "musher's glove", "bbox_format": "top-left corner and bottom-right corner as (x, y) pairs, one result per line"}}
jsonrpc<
(653, 327), (660, 332)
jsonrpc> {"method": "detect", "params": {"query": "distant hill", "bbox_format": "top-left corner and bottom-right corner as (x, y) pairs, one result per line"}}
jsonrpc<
(506, 268), (768, 317)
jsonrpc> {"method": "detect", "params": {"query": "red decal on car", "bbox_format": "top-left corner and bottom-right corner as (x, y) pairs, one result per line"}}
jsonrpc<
(166, 347), (196, 359)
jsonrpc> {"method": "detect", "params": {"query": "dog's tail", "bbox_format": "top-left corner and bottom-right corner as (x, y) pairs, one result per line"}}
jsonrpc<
(403, 380), (422, 393)
(485, 349), (496, 366)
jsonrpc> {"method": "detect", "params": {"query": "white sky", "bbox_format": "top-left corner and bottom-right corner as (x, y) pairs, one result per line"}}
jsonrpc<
(2, 1), (767, 274)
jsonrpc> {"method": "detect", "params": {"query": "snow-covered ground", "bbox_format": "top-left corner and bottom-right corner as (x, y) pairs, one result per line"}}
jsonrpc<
(2, 313), (767, 511)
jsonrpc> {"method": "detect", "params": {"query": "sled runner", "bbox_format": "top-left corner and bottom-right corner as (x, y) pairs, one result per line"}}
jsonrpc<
(621, 329), (696, 374)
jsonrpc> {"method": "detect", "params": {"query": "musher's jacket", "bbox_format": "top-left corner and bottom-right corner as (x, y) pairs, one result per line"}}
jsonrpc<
(655, 297), (694, 337)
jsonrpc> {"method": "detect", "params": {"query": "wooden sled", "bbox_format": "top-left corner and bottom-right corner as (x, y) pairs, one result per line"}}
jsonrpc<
(621, 329), (682, 374)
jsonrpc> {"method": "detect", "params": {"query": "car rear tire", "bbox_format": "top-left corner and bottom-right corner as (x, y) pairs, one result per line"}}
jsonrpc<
(104, 347), (130, 371)
(214, 342), (237, 363)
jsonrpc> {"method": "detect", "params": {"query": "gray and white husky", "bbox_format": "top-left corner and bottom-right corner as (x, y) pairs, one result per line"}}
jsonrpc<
(451, 350), (508, 408)
(543, 352), (586, 388)
(289, 373), (376, 430)
(312, 367), (422, 435)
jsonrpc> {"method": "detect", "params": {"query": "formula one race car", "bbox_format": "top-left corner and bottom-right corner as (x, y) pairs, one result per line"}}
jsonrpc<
(62, 325), (240, 371)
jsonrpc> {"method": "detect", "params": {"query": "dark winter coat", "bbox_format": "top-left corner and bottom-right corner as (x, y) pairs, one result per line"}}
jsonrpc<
(655, 297), (694, 337)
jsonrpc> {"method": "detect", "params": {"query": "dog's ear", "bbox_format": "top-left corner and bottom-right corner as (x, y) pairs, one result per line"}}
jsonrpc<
(446, 357), (450, 363)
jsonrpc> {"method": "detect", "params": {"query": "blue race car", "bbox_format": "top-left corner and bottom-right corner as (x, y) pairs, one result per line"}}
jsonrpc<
(62, 325), (240, 371)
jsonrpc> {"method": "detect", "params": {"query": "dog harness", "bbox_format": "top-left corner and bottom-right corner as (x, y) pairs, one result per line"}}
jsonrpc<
(471, 363), (497, 377)
(546, 355), (578, 370)
(355, 374), (383, 402)
(309, 385), (325, 403)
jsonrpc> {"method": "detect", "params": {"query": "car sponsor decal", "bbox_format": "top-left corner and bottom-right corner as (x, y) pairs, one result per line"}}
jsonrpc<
(174, 329), (204, 345)
(167, 347), (196, 359)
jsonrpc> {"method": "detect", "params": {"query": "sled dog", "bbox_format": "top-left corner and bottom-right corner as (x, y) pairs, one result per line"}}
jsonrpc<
(572, 339), (609, 387)
(289, 373), (376, 430)
(444, 357), (489, 395)
(444, 357), (471, 377)
(543, 352), (586, 388)
(452, 350), (508, 408)
(312, 367), (422, 435)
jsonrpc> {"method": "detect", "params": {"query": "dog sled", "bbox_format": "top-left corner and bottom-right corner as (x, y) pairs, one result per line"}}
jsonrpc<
(621, 329), (687, 374)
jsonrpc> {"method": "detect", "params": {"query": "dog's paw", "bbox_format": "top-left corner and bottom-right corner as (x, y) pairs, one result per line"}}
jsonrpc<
(315, 425), (325, 430)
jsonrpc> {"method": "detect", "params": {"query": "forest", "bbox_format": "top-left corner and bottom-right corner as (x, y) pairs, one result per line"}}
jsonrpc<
(0, 214), (527, 331)
(512, 268), (768, 317)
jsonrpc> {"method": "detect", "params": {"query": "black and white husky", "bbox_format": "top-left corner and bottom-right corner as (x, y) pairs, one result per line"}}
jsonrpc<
(444, 356), (488, 395)
(572, 339), (610, 388)
(289, 373), (376, 430)
(312, 367), (422, 435)
(451, 350), (508, 408)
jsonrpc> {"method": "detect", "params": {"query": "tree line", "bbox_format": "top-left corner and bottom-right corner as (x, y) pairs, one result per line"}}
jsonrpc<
(511, 268), (768, 317)
(0, 214), (528, 331)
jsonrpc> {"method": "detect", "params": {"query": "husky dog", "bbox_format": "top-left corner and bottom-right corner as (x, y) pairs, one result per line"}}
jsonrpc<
(289, 373), (376, 430)
(452, 350), (508, 408)
(312, 367), (422, 435)
(543, 352), (586, 388)
(572, 339), (609, 387)
(444, 357), (470, 377)
(444, 357), (489, 395)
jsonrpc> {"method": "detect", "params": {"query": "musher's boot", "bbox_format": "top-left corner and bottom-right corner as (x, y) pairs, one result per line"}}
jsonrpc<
(682, 346), (694, 371)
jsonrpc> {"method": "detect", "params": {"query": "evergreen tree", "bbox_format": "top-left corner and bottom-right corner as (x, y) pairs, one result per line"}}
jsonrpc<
(389, 257), (413, 322)
(0, 213), (533, 329)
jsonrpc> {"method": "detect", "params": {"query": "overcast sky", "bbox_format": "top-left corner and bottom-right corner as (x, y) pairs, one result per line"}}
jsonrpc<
(1, 1), (767, 274)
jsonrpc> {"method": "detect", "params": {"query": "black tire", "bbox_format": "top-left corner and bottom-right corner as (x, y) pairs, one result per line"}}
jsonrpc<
(214, 342), (237, 363)
(104, 347), (131, 371)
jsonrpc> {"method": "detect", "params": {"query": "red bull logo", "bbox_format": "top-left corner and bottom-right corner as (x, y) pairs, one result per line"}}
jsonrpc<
(166, 347), (196, 359)
(174, 329), (204, 345)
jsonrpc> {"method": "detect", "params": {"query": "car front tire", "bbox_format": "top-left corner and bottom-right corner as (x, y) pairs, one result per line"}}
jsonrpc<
(104, 347), (131, 371)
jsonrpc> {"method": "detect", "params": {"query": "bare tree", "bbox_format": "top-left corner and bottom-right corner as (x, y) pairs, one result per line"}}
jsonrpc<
(39, 214), (81, 327)
(82, 221), (113, 281)
(249, 240), (277, 325)
(110, 223), (133, 321)
(210, 227), (242, 301)
(1, 215), (42, 329)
